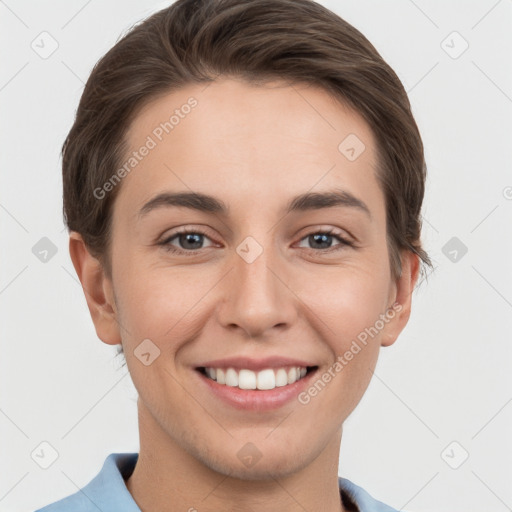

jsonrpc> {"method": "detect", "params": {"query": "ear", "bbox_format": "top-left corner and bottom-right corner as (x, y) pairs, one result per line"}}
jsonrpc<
(380, 251), (420, 347)
(68, 231), (121, 346)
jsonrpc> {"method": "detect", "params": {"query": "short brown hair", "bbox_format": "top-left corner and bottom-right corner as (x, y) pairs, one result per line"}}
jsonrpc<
(62, 0), (432, 282)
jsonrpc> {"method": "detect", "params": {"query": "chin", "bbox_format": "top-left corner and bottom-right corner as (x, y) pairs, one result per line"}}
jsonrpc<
(196, 444), (311, 482)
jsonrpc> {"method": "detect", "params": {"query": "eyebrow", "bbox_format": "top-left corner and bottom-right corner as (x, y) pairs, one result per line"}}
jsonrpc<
(137, 188), (371, 220)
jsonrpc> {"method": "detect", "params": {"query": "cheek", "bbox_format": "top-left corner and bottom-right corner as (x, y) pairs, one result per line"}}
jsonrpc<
(297, 265), (391, 346)
(117, 269), (207, 343)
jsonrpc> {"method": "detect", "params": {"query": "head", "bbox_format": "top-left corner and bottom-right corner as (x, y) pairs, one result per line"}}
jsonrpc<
(66, 0), (431, 480)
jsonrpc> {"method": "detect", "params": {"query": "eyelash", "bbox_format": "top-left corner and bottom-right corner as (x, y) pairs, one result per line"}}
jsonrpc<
(157, 227), (354, 256)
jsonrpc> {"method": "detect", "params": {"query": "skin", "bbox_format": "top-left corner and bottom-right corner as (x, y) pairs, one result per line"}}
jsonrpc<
(69, 77), (419, 512)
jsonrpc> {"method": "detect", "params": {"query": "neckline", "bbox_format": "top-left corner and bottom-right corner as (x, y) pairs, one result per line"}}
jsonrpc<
(119, 453), (360, 511)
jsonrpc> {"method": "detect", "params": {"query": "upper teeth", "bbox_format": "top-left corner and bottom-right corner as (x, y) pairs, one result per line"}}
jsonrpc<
(204, 367), (308, 390)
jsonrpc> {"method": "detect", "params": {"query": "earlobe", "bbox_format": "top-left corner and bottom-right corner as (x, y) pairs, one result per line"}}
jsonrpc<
(380, 251), (421, 347)
(68, 231), (121, 346)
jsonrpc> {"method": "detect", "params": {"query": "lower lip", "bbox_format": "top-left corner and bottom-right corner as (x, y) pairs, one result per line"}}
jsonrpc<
(195, 368), (318, 411)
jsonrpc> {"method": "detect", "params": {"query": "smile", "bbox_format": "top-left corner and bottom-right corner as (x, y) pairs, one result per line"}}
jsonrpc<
(199, 366), (313, 390)
(194, 356), (319, 411)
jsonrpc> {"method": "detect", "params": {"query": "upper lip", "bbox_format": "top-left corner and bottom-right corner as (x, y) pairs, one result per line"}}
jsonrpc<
(196, 356), (316, 372)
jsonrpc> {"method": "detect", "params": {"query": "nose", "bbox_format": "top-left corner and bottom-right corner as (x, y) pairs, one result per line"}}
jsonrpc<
(216, 240), (297, 340)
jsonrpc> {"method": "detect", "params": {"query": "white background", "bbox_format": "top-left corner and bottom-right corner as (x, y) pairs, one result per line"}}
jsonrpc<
(1, 1), (511, 511)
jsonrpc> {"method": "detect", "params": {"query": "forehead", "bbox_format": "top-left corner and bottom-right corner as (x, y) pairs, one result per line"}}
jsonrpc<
(116, 77), (382, 220)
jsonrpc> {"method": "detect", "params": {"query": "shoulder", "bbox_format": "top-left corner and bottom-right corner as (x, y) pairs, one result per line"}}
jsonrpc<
(34, 452), (140, 512)
(338, 477), (402, 512)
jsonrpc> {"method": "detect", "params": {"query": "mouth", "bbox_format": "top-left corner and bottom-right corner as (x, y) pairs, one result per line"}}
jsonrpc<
(196, 365), (318, 390)
(194, 364), (319, 411)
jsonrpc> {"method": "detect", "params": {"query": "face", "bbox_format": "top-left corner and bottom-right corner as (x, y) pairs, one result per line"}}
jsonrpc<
(72, 77), (418, 480)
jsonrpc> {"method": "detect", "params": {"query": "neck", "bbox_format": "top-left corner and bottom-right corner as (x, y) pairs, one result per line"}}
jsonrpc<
(125, 401), (346, 512)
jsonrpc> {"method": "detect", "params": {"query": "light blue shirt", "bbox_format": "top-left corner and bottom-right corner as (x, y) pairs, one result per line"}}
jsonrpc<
(34, 452), (400, 512)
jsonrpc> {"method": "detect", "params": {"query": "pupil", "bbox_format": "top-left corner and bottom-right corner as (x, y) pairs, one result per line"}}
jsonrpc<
(311, 233), (331, 249)
(181, 233), (202, 249)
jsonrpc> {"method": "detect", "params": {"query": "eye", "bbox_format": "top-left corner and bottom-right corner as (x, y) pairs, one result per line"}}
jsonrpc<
(158, 228), (215, 255)
(297, 229), (353, 252)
